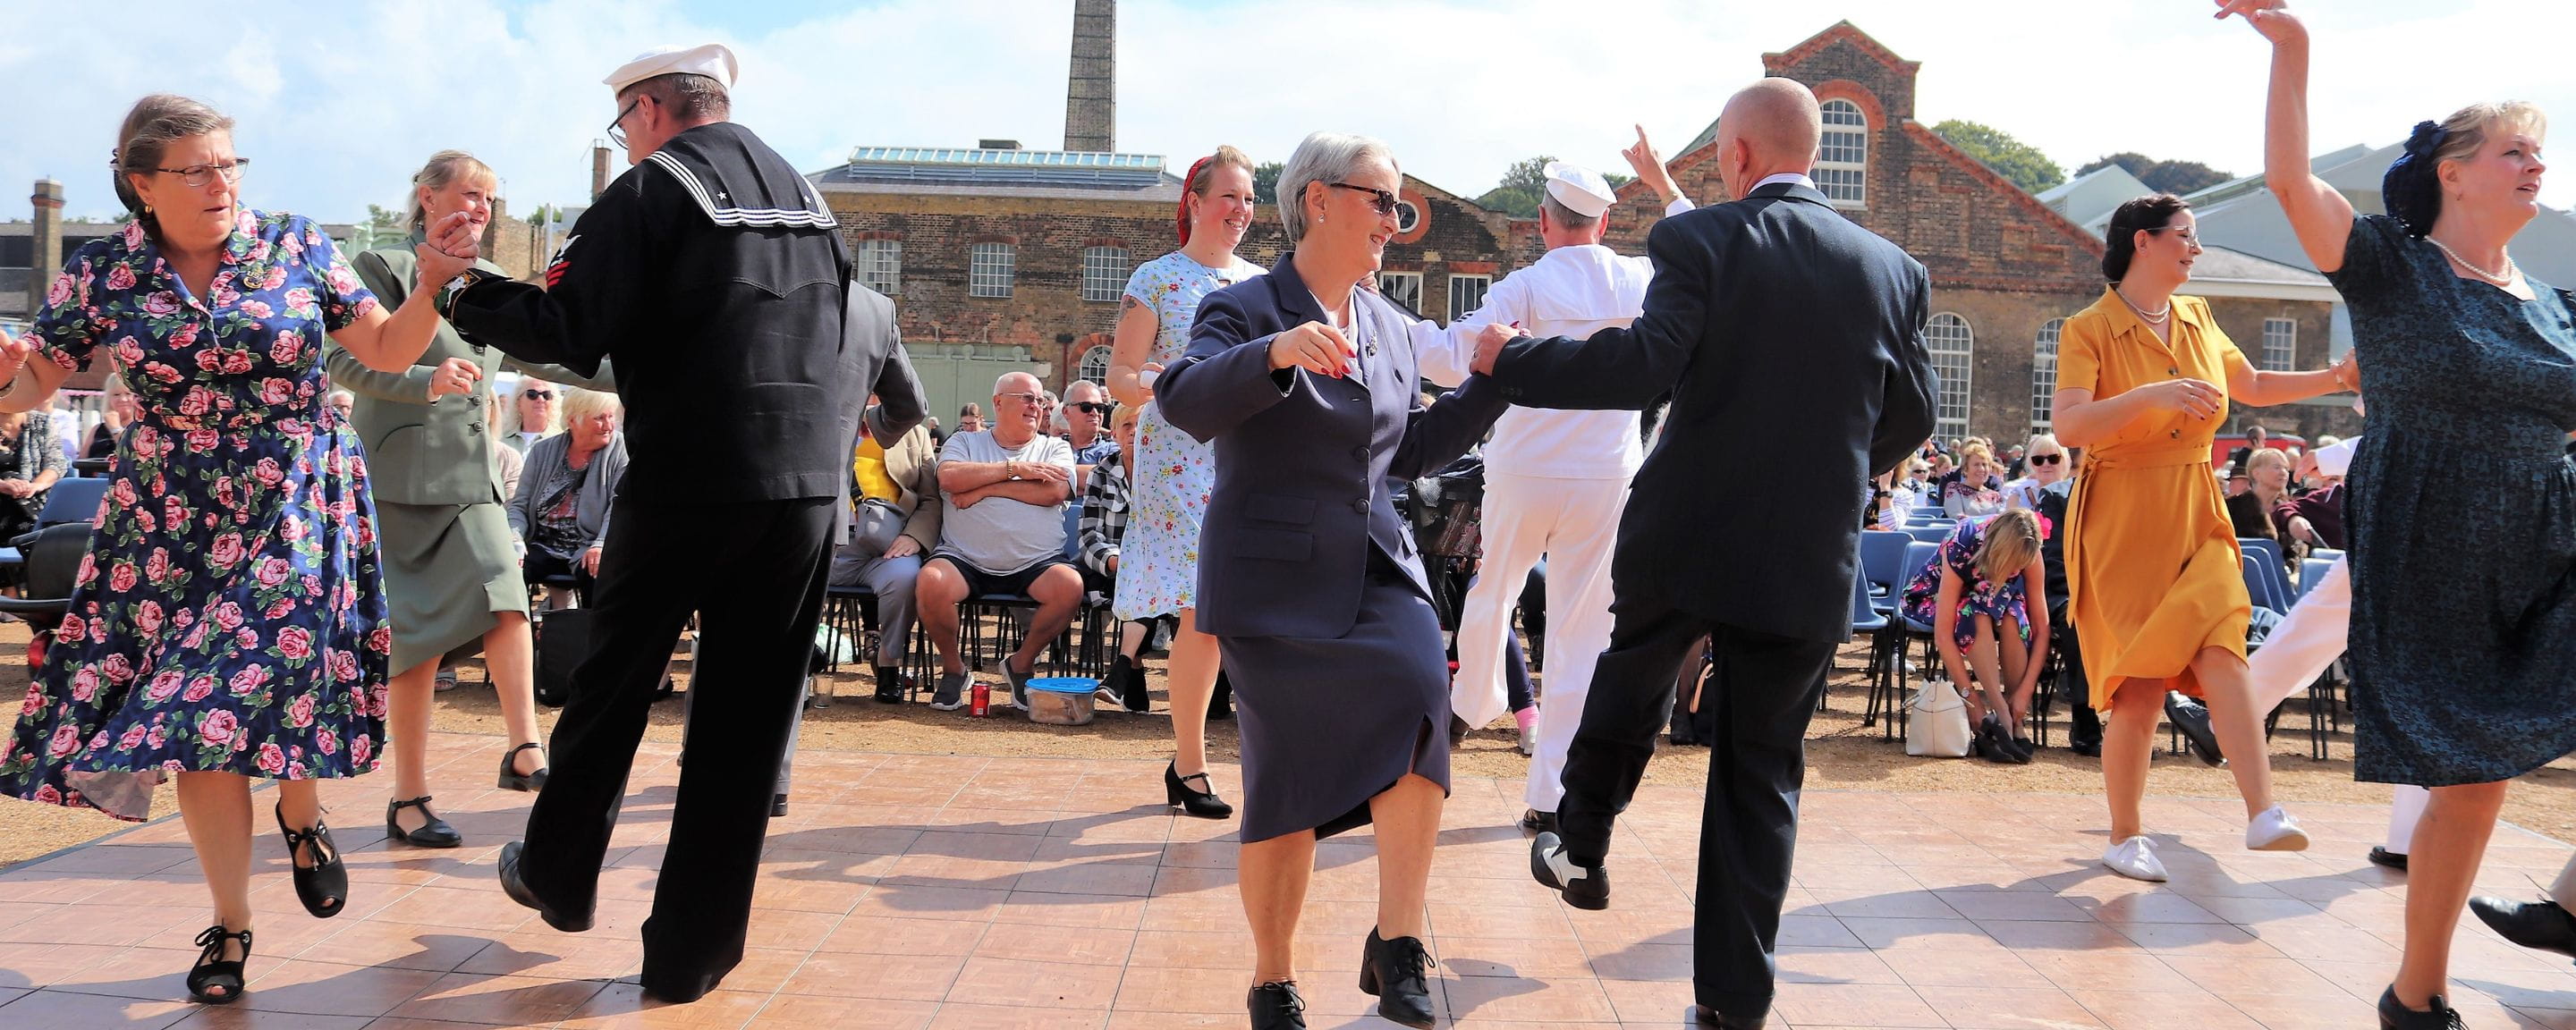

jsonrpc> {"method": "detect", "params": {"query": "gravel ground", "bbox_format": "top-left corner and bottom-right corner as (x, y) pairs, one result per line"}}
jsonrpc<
(6, 627), (2575, 867)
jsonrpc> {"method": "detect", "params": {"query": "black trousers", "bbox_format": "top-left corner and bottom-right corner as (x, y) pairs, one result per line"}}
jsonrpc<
(519, 496), (835, 985)
(1556, 596), (1836, 1019)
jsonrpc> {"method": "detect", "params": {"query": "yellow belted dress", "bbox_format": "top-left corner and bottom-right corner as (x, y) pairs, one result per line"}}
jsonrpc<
(2059, 288), (2256, 711)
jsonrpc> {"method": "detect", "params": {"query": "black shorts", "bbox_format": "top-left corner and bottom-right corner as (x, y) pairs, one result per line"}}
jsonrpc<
(934, 555), (1076, 598)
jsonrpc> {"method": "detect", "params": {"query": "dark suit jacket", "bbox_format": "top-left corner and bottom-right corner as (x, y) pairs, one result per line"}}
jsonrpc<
(1492, 182), (1936, 643)
(1156, 254), (1510, 639)
(832, 283), (924, 546)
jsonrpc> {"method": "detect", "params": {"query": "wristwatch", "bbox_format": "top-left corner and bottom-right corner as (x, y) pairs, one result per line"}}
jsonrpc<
(1005, 460), (1022, 481)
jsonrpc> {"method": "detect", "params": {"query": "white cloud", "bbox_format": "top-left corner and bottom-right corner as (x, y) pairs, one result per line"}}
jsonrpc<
(5, 0), (2572, 227)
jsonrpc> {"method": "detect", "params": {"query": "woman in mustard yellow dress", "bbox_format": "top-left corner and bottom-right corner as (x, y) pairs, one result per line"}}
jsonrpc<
(2052, 194), (2359, 882)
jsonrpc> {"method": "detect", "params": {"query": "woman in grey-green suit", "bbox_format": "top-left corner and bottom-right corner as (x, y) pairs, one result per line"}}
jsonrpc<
(326, 151), (610, 847)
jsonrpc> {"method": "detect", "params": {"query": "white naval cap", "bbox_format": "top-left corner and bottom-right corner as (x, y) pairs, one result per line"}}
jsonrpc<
(1541, 161), (1618, 219)
(605, 44), (739, 97)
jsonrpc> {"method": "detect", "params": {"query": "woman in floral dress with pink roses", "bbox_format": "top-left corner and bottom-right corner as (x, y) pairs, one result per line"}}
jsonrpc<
(0, 96), (461, 1005)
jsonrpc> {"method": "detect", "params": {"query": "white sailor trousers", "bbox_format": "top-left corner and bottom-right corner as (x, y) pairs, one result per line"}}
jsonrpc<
(1450, 470), (1628, 813)
(2243, 556), (2425, 852)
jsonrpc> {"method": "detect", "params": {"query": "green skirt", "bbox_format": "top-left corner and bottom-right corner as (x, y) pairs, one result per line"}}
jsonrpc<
(377, 500), (528, 671)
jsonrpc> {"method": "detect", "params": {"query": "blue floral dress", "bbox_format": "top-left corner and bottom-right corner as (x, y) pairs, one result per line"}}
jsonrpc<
(1113, 251), (1263, 621)
(1901, 514), (2031, 649)
(0, 212), (393, 821)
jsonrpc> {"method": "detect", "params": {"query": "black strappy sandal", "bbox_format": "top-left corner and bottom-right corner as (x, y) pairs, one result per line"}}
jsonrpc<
(386, 795), (462, 848)
(275, 805), (349, 918)
(497, 741), (548, 792)
(186, 924), (252, 1004)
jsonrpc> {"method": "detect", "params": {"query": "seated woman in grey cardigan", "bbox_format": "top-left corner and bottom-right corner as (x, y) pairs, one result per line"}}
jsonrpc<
(509, 387), (628, 607)
(1153, 131), (1511, 1030)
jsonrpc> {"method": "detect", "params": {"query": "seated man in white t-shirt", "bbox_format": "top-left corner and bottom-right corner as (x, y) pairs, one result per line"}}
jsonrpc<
(916, 371), (1084, 711)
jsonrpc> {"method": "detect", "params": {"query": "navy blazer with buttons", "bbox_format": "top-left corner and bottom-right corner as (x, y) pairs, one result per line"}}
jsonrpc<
(1155, 253), (1510, 639)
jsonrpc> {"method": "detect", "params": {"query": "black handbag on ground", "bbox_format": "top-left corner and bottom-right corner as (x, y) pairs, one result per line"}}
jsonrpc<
(532, 609), (594, 707)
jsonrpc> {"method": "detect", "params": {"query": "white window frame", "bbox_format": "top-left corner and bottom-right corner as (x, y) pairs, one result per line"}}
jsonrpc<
(1377, 271), (1423, 313)
(2261, 317), (2297, 372)
(1818, 99), (1868, 209)
(1080, 246), (1131, 303)
(970, 242), (1015, 299)
(854, 238), (902, 297)
(1928, 312), (1975, 441)
(1448, 274), (1491, 324)
(1077, 344), (1114, 386)
(2032, 317), (2063, 434)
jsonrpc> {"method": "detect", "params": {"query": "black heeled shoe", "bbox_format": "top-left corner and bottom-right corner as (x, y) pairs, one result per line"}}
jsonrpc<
(386, 796), (462, 848)
(1359, 928), (1437, 1028)
(1248, 980), (1306, 1030)
(1165, 762), (1233, 819)
(2377, 985), (2466, 1028)
(497, 742), (547, 791)
(275, 806), (347, 919)
(186, 924), (252, 1004)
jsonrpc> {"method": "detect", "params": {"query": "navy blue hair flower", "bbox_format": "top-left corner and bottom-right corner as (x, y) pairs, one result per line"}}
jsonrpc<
(2383, 120), (2450, 237)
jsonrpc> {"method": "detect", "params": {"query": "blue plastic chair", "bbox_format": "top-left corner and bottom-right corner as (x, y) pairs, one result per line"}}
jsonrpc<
(2298, 558), (2338, 604)
(2241, 553), (2287, 615)
(2238, 538), (2296, 612)
(36, 477), (109, 526)
(1871, 541), (1946, 738)
(1860, 530), (1912, 613)
(1905, 525), (1953, 545)
(1836, 570), (1889, 714)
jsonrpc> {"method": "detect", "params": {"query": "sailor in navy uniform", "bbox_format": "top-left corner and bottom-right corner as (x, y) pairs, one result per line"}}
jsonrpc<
(431, 44), (920, 1002)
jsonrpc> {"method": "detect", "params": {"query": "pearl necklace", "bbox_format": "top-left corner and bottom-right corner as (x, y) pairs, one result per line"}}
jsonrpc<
(2114, 287), (2172, 325)
(2425, 235), (2521, 286)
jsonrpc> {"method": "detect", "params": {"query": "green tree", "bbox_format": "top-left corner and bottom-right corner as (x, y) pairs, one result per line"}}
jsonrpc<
(349, 203), (406, 251)
(1473, 156), (1555, 217)
(1932, 120), (2065, 195)
(2077, 152), (2233, 195)
(1252, 161), (1284, 205)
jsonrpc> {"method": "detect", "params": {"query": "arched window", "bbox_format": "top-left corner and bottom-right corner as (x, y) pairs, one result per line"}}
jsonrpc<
(1928, 312), (1974, 441)
(1077, 345), (1114, 386)
(2032, 317), (2064, 433)
(1817, 99), (1868, 208)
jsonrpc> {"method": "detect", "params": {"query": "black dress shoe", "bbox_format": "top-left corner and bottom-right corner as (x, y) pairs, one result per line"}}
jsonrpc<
(385, 796), (462, 848)
(1521, 808), (1557, 834)
(2068, 738), (2102, 758)
(772, 794), (789, 818)
(496, 742), (548, 792)
(1530, 832), (1609, 910)
(1690, 1003), (1769, 1029)
(2165, 692), (2225, 766)
(2470, 896), (2576, 959)
(2377, 985), (2466, 1028)
(497, 841), (593, 933)
(1359, 928), (1437, 1028)
(1248, 980), (1306, 1030)
(873, 665), (908, 705)
(1114, 654), (1150, 713)
(2368, 847), (2410, 873)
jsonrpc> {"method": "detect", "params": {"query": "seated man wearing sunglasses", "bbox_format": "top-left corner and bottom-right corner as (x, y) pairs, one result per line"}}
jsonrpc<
(1062, 379), (1120, 491)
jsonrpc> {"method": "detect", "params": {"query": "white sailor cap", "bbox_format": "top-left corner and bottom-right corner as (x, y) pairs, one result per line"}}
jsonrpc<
(1541, 161), (1617, 219)
(606, 44), (739, 98)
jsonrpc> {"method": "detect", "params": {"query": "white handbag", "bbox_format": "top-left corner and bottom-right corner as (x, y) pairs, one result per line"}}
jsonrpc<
(1905, 679), (1973, 758)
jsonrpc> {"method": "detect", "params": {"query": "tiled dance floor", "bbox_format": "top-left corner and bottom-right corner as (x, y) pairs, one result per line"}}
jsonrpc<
(3, 732), (2574, 1028)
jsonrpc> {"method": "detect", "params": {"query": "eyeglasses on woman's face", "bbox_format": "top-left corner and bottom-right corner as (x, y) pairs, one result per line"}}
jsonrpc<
(1328, 182), (1402, 217)
(520, 389), (556, 401)
(156, 159), (250, 190)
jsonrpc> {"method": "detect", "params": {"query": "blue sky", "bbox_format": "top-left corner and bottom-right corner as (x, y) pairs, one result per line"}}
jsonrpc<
(6, 0), (2570, 227)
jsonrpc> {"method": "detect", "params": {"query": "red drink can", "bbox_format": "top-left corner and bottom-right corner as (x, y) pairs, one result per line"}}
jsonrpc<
(970, 680), (990, 717)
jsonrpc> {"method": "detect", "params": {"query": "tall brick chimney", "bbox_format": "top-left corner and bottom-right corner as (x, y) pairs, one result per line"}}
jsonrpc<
(30, 180), (64, 293)
(591, 143), (611, 201)
(1063, 0), (1115, 153)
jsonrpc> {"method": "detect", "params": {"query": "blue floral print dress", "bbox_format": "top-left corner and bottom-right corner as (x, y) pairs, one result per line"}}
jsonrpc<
(0, 212), (393, 821)
(1900, 514), (2031, 650)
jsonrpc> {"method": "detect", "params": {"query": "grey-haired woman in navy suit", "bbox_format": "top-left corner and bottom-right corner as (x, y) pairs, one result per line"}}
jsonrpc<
(1157, 131), (1510, 1030)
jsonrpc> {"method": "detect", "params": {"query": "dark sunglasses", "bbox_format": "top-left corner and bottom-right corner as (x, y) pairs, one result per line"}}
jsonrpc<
(520, 389), (557, 401)
(2028, 453), (2063, 466)
(1069, 401), (1112, 415)
(1328, 182), (1402, 217)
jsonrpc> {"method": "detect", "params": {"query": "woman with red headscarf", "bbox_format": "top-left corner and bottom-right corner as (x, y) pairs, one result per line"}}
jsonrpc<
(1104, 147), (1262, 816)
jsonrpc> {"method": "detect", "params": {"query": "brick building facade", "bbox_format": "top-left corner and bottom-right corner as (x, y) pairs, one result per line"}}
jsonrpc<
(807, 19), (2351, 445)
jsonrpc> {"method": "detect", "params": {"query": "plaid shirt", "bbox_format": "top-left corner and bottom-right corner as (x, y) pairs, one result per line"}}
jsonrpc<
(1077, 458), (1129, 578)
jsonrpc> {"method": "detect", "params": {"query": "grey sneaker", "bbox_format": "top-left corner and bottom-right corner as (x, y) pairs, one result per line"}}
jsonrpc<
(1000, 663), (1034, 710)
(929, 671), (971, 711)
